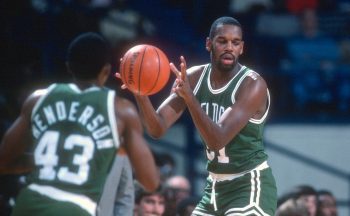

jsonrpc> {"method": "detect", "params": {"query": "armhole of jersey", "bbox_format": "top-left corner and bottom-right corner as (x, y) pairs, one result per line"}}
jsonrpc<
(230, 70), (270, 124)
(31, 84), (57, 121)
(193, 64), (209, 95)
(249, 89), (270, 124)
(230, 69), (252, 104)
(107, 90), (120, 148)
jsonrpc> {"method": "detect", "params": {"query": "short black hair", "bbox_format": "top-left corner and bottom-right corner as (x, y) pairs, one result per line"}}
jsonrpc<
(209, 16), (242, 39)
(66, 32), (111, 80)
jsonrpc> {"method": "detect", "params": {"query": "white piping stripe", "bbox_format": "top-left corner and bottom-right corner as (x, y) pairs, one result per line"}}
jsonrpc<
(192, 209), (216, 216)
(31, 84), (57, 120)
(250, 171), (255, 204)
(226, 203), (255, 214)
(225, 203), (269, 216)
(226, 209), (262, 216)
(68, 83), (101, 93)
(256, 170), (261, 205)
(249, 89), (270, 124)
(209, 66), (246, 94)
(107, 91), (119, 148)
(68, 83), (81, 93)
(228, 69), (270, 125)
(230, 69), (251, 104)
(28, 183), (96, 216)
(193, 64), (209, 95)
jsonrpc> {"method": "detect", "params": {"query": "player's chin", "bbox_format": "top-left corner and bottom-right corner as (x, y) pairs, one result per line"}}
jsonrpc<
(218, 62), (234, 72)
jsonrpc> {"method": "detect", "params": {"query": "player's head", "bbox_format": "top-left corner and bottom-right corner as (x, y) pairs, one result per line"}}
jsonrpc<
(209, 16), (242, 40)
(206, 17), (244, 72)
(66, 32), (111, 81)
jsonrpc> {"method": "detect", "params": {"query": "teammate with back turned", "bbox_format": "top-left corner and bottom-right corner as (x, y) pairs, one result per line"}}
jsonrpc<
(0, 32), (159, 216)
(118, 16), (277, 215)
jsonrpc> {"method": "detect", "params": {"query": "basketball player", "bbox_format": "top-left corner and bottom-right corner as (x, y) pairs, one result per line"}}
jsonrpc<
(120, 16), (277, 215)
(0, 32), (159, 216)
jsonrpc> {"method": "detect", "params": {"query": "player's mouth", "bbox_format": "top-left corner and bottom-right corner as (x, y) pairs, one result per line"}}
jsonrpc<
(220, 53), (235, 65)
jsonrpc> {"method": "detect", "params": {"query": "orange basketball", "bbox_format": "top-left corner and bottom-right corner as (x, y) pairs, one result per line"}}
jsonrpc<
(119, 44), (170, 95)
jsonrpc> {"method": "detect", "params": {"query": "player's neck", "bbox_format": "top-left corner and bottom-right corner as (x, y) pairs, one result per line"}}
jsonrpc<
(212, 63), (242, 79)
(74, 80), (101, 90)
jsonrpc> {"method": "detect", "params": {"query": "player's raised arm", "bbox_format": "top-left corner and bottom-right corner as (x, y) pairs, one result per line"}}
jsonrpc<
(0, 92), (40, 174)
(116, 97), (159, 191)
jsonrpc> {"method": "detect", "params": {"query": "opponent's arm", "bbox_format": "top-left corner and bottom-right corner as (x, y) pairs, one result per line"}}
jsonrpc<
(116, 97), (160, 192)
(172, 57), (268, 151)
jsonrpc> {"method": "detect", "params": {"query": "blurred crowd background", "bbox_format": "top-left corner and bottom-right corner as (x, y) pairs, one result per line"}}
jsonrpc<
(1, 0), (349, 124)
(0, 0), (349, 215)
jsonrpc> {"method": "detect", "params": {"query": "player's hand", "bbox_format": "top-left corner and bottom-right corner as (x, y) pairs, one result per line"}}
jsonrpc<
(114, 58), (128, 90)
(114, 72), (128, 90)
(170, 56), (192, 100)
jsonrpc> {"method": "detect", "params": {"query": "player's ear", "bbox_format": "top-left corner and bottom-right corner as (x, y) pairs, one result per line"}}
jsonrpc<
(240, 41), (244, 55)
(205, 37), (211, 52)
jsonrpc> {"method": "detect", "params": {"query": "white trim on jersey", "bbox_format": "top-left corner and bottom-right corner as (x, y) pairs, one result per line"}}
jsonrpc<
(28, 183), (97, 216)
(193, 64), (210, 95)
(230, 69), (251, 105)
(69, 83), (80, 92)
(68, 83), (101, 93)
(249, 89), (270, 124)
(31, 84), (57, 120)
(230, 69), (270, 125)
(208, 66), (247, 94)
(107, 90), (120, 148)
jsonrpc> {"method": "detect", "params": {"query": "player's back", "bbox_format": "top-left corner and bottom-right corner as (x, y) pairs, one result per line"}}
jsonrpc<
(15, 83), (119, 216)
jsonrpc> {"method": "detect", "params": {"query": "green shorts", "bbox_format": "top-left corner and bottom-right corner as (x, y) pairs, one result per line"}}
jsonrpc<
(193, 166), (277, 216)
(12, 186), (92, 216)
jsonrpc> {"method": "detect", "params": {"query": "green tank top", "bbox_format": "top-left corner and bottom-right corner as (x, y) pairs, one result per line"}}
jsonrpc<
(194, 64), (269, 174)
(28, 83), (120, 202)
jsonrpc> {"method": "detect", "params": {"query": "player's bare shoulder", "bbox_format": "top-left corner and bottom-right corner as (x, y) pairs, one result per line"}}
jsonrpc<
(115, 96), (139, 119)
(25, 87), (52, 115)
(115, 96), (142, 135)
(244, 70), (267, 90)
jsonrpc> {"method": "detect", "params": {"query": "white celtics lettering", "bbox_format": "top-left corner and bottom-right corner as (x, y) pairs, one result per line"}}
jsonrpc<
(200, 102), (226, 123)
(201, 102), (230, 163)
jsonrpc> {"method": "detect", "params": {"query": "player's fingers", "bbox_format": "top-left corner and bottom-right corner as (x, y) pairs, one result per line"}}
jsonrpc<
(180, 56), (187, 80)
(114, 72), (122, 79)
(170, 62), (181, 78)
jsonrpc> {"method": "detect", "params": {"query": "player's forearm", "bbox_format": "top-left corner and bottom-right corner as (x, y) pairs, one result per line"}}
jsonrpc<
(134, 95), (166, 138)
(184, 93), (226, 151)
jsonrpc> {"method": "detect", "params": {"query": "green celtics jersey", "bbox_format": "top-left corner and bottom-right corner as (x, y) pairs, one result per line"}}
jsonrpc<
(194, 64), (270, 174)
(28, 83), (120, 203)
